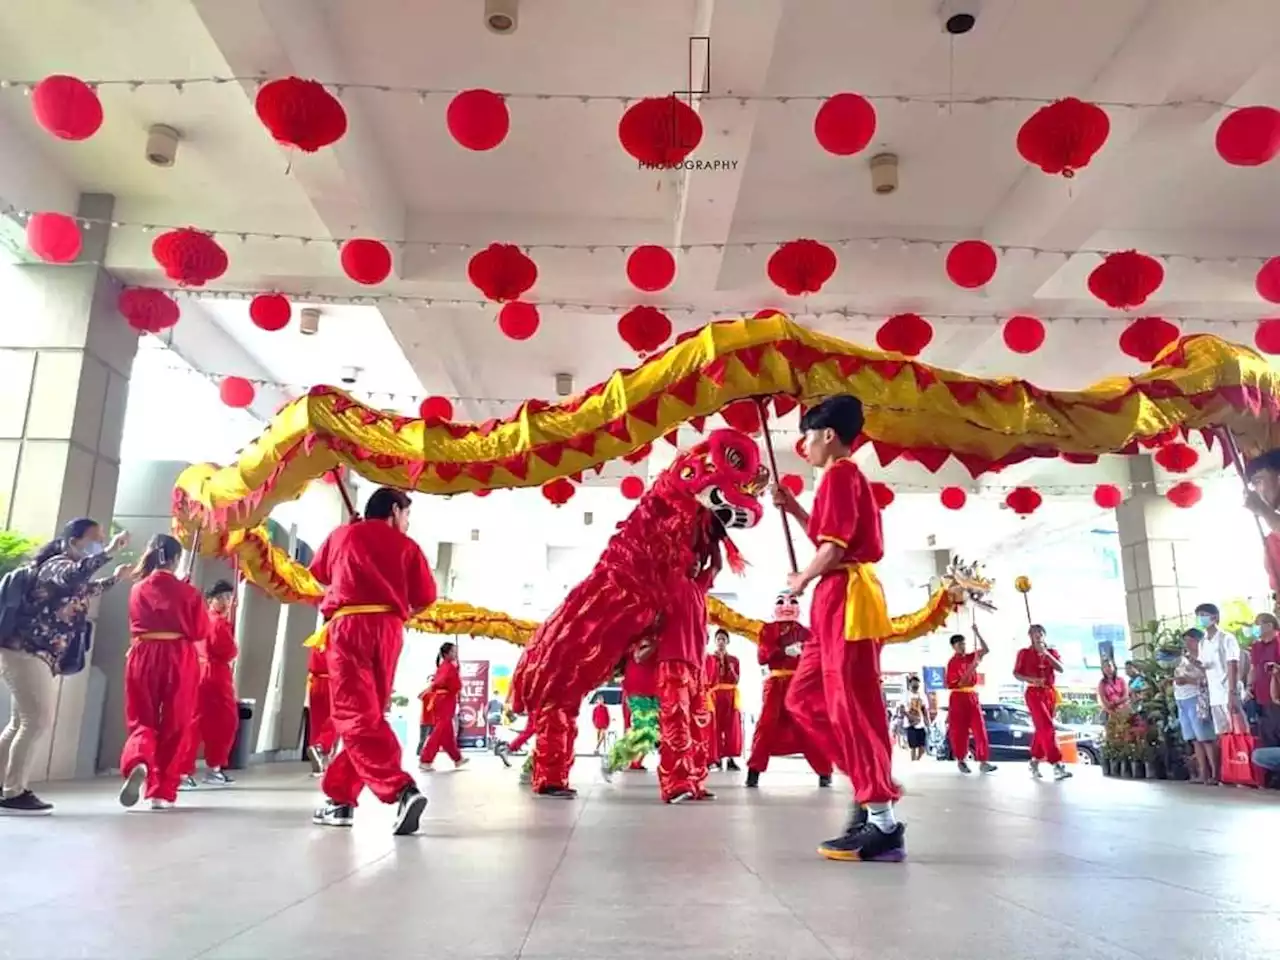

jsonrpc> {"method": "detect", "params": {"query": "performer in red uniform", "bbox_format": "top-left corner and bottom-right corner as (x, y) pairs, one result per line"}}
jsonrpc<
(1013, 624), (1071, 781)
(945, 628), (995, 775)
(419, 641), (467, 769)
(177, 580), (239, 789)
(306, 643), (336, 773)
(309, 487), (437, 835)
(775, 395), (906, 862)
(746, 592), (833, 787)
(705, 629), (743, 771)
(119, 535), (207, 810)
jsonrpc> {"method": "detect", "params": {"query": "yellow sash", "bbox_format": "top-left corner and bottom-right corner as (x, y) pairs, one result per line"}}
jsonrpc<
(303, 604), (396, 653)
(950, 686), (976, 694)
(709, 683), (742, 710)
(132, 632), (183, 642)
(838, 563), (893, 641)
(768, 669), (796, 679)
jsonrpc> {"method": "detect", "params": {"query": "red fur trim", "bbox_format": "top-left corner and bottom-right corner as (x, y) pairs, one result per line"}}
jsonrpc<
(723, 535), (747, 575)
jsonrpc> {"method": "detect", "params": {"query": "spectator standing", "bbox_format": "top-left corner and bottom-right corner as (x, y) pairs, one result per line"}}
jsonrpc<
(1173, 628), (1216, 784)
(1096, 659), (1128, 717)
(1195, 602), (1244, 753)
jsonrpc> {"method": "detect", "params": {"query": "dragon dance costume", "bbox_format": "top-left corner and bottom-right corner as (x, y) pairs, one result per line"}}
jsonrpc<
(511, 429), (767, 801)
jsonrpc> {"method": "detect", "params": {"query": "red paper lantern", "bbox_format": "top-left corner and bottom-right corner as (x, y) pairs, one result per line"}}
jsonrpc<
(446, 89), (509, 151)
(721, 399), (762, 435)
(1215, 106), (1280, 167)
(767, 239), (837, 295)
(945, 240), (998, 289)
(871, 483), (895, 509)
(1005, 487), (1042, 515)
(542, 478), (576, 507)
(626, 245), (676, 292)
(940, 487), (967, 510)
(781, 474), (804, 497)
(620, 476), (645, 500)
(340, 238), (392, 285)
(618, 96), (703, 166)
(152, 228), (228, 287)
(1166, 481), (1202, 509)
(219, 376), (256, 409)
(813, 93), (877, 156)
(468, 243), (537, 302)
(1087, 250), (1163, 310)
(1254, 318), (1280, 354)
(876, 313), (933, 357)
(1154, 442), (1198, 474)
(31, 75), (103, 141)
(1256, 257), (1280, 304)
(255, 77), (347, 152)
(25, 212), (82, 263)
(1118, 316), (1179, 363)
(1002, 314), (1045, 354)
(1093, 484), (1124, 509)
(248, 294), (291, 332)
(419, 396), (454, 422)
(793, 437), (807, 460)
(118, 288), (180, 334)
(617, 306), (671, 354)
(497, 301), (540, 340)
(1016, 97), (1110, 178)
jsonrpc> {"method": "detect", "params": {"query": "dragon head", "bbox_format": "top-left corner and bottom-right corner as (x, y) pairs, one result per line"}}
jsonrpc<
(664, 428), (768, 530)
(942, 556), (995, 612)
(773, 590), (801, 622)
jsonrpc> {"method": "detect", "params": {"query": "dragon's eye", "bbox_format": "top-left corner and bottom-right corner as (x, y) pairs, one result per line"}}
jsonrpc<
(723, 445), (745, 470)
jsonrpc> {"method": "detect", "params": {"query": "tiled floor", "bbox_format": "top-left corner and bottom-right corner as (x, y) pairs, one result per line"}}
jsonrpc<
(2, 756), (1275, 959)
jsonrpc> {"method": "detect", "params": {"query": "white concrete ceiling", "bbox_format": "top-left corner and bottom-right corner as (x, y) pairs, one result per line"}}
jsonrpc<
(1, 0), (1278, 520)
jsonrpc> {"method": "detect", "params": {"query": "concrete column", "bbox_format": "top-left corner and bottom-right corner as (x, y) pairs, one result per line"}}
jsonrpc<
(1116, 457), (1203, 655)
(0, 195), (138, 781)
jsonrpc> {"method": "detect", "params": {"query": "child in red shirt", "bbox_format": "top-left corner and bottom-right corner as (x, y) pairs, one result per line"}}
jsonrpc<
(591, 694), (610, 753)
(774, 394), (905, 863)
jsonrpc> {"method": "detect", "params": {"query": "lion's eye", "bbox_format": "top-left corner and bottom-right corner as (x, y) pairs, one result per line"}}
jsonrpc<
(680, 465), (696, 480)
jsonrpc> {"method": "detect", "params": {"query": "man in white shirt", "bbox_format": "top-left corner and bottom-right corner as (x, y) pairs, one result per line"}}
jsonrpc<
(1194, 602), (1243, 740)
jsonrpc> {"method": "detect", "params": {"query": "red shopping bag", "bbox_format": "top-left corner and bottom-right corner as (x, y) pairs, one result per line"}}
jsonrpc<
(1219, 732), (1266, 787)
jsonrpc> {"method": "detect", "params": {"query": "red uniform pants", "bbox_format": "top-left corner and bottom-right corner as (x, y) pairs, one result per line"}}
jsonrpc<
(747, 673), (833, 775)
(710, 689), (743, 760)
(319, 615), (414, 806)
(947, 691), (990, 763)
(308, 675), (337, 753)
(1025, 686), (1062, 764)
(121, 639), (198, 802)
(786, 573), (899, 806)
(177, 665), (239, 774)
(419, 700), (462, 764)
(530, 702), (579, 792)
(656, 659), (711, 801)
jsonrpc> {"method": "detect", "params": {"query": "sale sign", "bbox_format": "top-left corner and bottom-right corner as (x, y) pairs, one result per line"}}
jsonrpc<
(457, 660), (490, 747)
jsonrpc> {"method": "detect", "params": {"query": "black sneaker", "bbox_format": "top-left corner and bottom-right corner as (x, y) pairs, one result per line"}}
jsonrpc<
(313, 800), (355, 827)
(178, 774), (199, 792)
(393, 786), (427, 836)
(957, 760), (972, 774)
(119, 764), (148, 809)
(495, 743), (513, 768)
(818, 822), (907, 862)
(725, 759), (740, 772)
(818, 775), (832, 788)
(745, 769), (760, 788)
(535, 785), (578, 800)
(0, 790), (53, 816)
(692, 790), (717, 801)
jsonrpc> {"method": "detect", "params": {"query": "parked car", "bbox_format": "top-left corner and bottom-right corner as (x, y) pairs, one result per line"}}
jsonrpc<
(931, 702), (1100, 765)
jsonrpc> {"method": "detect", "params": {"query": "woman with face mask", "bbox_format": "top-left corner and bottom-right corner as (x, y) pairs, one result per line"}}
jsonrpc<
(0, 518), (130, 815)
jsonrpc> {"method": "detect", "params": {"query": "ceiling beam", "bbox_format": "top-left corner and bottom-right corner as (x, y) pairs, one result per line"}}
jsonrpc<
(669, 0), (785, 293)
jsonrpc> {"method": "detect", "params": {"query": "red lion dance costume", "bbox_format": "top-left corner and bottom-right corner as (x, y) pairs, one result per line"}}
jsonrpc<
(511, 429), (767, 802)
(746, 591), (833, 787)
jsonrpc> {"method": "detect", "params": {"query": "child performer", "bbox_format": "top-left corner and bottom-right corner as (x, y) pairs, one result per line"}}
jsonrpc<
(591, 694), (610, 754)
(602, 636), (661, 779)
(306, 642), (336, 773)
(774, 394), (905, 862)
(309, 487), (437, 835)
(745, 592), (833, 788)
(945, 628), (995, 774)
(119, 535), (207, 811)
(1013, 624), (1072, 781)
(705, 628), (743, 771)
(178, 580), (240, 788)
(419, 641), (467, 770)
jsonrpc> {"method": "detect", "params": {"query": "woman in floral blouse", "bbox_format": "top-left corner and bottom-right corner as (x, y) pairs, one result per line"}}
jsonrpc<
(0, 518), (130, 815)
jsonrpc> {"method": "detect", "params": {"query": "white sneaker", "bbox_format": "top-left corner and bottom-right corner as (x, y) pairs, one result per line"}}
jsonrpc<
(418, 761), (434, 772)
(454, 757), (469, 770)
(149, 798), (173, 811)
(203, 770), (234, 786)
(178, 775), (199, 792)
(1029, 760), (1043, 779)
(119, 764), (148, 808)
(1053, 763), (1073, 781)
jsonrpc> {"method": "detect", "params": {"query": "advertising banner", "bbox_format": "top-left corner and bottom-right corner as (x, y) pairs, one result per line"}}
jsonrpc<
(458, 660), (491, 747)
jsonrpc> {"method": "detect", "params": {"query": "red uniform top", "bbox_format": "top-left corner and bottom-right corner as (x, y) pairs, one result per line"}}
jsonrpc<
(945, 652), (981, 690)
(655, 574), (707, 666)
(307, 645), (328, 678)
(310, 519), (437, 620)
(421, 658), (461, 722)
(1014, 646), (1060, 688)
(757, 621), (808, 671)
(128, 571), (208, 641)
(807, 459), (884, 565)
(705, 652), (740, 688)
(202, 610), (238, 683)
(623, 653), (659, 698)
(591, 702), (610, 730)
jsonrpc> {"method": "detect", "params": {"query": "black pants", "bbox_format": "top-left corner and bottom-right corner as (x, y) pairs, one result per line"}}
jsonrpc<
(417, 724), (433, 756)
